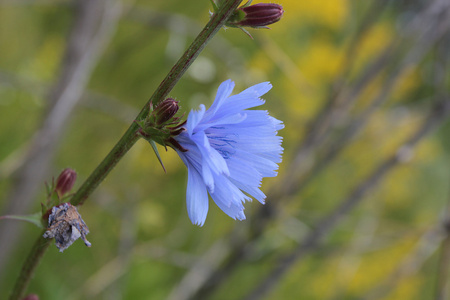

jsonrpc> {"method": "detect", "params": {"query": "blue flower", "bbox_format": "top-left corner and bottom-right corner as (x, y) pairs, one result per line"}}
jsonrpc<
(174, 79), (284, 226)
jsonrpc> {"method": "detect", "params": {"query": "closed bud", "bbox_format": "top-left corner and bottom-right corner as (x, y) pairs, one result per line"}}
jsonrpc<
(229, 3), (284, 28)
(154, 98), (180, 125)
(55, 168), (77, 198)
(137, 98), (186, 154)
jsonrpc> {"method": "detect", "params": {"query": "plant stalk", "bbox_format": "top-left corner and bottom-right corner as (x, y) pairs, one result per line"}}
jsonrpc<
(9, 1), (243, 299)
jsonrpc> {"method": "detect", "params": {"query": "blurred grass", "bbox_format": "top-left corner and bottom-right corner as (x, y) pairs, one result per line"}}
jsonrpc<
(1, 0), (449, 299)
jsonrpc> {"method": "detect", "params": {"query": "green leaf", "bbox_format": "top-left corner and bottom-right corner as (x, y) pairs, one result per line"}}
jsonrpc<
(0, 212), (44, 229)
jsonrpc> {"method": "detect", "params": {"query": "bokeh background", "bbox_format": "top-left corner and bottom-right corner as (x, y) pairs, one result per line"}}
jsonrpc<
(1, 0), (450, 299)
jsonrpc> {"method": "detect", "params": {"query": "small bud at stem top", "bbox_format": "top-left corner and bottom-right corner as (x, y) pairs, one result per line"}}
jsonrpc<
(228, 3), (284, 28)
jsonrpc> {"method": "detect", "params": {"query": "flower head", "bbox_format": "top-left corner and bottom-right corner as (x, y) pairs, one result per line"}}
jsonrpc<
(174, 80), (283, 226)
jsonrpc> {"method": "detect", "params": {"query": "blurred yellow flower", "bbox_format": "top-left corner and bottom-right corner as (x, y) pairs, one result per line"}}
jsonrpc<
(280, 0), (348, 28)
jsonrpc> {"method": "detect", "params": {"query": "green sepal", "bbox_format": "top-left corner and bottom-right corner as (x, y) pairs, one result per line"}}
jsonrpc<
(227, 9), (245, 24)
(0, 212), (44, 229)
(136, 119), (167, 172)
(237, 26), (253, 39)
(148, 139), (166, 173)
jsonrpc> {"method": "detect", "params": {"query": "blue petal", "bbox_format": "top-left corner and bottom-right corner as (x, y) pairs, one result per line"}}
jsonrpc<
(230, 148), (279, 177)
(240, 82), (272, 97)
(189, 132), (229, 192)
(187, 104), (206, 136)
(226, 154), (262, 187)
(209, 175), (249, 220)
(203, 82), (271, 122)
(195, 112), (247, 132)
(206, 79), (235, 117)
(268, 116), (285, 131)
(185, 164), (209, 226)
(230, 179), (266, 204)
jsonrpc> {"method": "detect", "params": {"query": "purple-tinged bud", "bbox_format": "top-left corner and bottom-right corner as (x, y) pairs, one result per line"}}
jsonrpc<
(55, 168), (77, 198)
(137, 98), (185, 154)
(230, 3), (284, 28)
(154, 98), (180, 125)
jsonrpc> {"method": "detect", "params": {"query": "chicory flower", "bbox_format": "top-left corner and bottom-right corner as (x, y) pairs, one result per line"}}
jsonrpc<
(174, 80), (283, 226)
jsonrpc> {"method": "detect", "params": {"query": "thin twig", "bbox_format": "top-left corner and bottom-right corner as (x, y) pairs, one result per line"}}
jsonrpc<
(284, 0), (450, 197)
(433, 19), (450, 299)
(362, 224), (447, 300)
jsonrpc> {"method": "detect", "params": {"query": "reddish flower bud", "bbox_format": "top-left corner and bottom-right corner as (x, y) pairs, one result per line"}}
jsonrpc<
(230, 3), (284, 28)
(154, 98), (180, 125)
(55, 168), (77, 198)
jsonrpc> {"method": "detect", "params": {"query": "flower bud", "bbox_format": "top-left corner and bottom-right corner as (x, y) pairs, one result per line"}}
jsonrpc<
(137, 98), (186, 159)
(230, 3), (284, 28)
(55, 168), (77, 198)
(153, 98), (180, 125)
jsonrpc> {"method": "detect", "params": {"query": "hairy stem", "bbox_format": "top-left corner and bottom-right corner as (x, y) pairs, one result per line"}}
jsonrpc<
(9, 1), (243, 299)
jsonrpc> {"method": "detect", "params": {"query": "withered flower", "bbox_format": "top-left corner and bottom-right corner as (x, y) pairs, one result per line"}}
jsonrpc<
(43, 203), (91, 252)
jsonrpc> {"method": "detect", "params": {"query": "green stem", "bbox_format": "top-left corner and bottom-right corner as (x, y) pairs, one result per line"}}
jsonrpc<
(9, 1), (243, 299)
(9, 231), (51, 300)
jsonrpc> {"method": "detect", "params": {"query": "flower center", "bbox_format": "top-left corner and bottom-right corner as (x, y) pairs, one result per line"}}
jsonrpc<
(207, 131), (237, 159)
